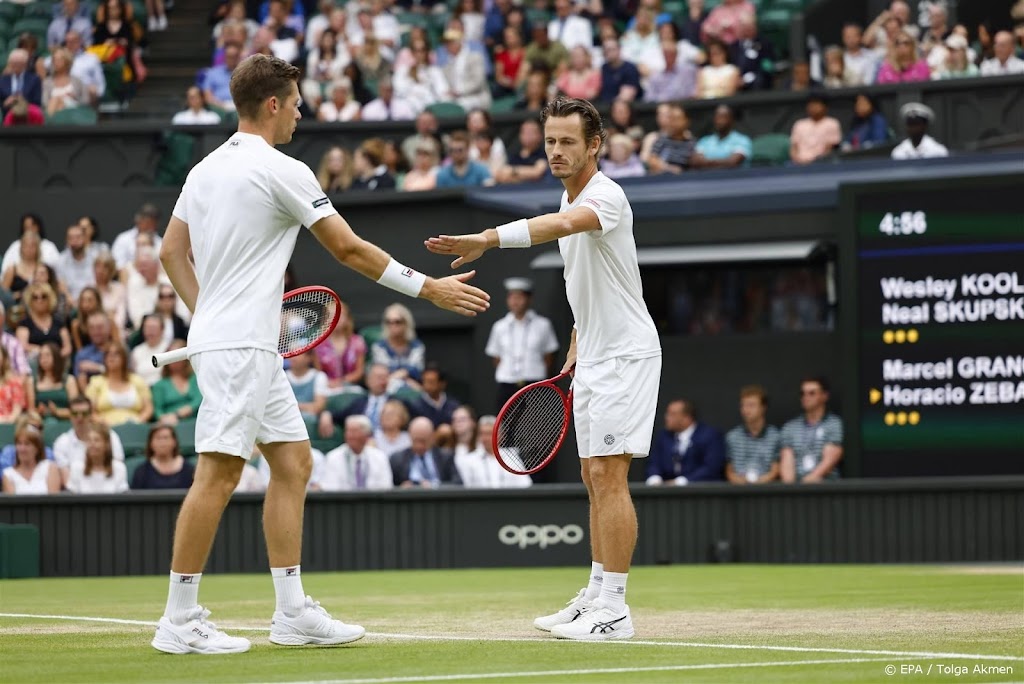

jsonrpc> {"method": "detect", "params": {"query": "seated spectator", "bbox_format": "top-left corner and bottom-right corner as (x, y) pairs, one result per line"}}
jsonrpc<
(0, 345), (28, 424)
(782, 60), (821, 92)
(350, 138), (397, 191)
(450, 405), (477, 459)
(920, 3), (952, 69)
(302, 28), (350, 110)
(214, 2), (260, 49)
(933, 34), (979, 79)
(495, 119), (549, 184)
(314, 300), (366, 391)
(525, 24), (569, 77)
(691, 104), (751, 170)
(318, 363), (393, 437)
(316, 146), (355, 193)
(48, 0), (95, 50)
(601, 133), (646, 179)
(455, 415), (531, 488)
(822, 46), (862, 88)
(394, 40), (447, 114)
(2, 231), (46, 305)
(876, 30), (930, 83)
(439, 28), (492, 110)
(547, 0), (592, 51)
(130, 315), (168, 387)
(318, 78), (362, 123)
(437, 131), (492, 188)
(0, 49), (43, 120)
(30, 341), (79, 421)
(57, 225), (96, 303)
(701, 0), (756, 46)
(111, 203), (162, 272)
(780, 376), (843, 482)
(286, 350), (328, 421)
(93, 0), (146, 86)
(17, 283), (72, 362)
(980, 30), (1024, 75)
(0, 303), (30, 377)
(151, 340), (201, 425)
(2, 214), (59, 274)
(621, 7), (662, 78)
(131, 424), (195, 489)
(891, 102), (949, 160)
(646, 399), (725, 485)
(213, 20), (252, 63)
(1, 423), (60, 494)
(152, 283), (189, 348)
(731, 15), (775, 90)
(607, 98), (645, 150)
(390, 416), (461, 488)
(599, 39), (641, 102)
(725, 385), (780, 484)
(400, 111), (440, 169)
(353, 34), (393, 88)
(644, 40), (698, 103)
(69, 289), (103, 352)
(360, 78), (415, 122)
(372, 398), (412, 457)
(32, 263), (73, 322)
(204, 43), (242, 113)
(406, 364), (460, 428)
(864, 0), (918, 51)
(696, 39), (740, 99)
(125, 248), (167, 331)
(53, 396), (126, 478)
(515, 69), (551, 111)
(556, 47), (601, 100)
(85, 342), (153, 426)
(371, 304), (425, 390)
(92, 251), (127, 333)
(172, 86), (221, 125)
(680, 0), (708, 47)
(470, 130), (501, 182)
(76, 216), (108, 258)
(43, 49), (88, 118)
(66, 421), (129, 494)
(842, 94), (890, 151)
(642, 102), (695, 175)
(789, 94), (842, 165)
(2, 95), (43, 126)
(321, 415), (393, 491)
(467, 109), (507, 171)
(842, 22), (879, 85)
(493, 25), (528, 97)
(403, 139), (441, 192)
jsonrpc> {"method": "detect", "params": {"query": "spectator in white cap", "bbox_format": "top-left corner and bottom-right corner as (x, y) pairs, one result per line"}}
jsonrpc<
(891, 103), (949, 160)
(932, 34), (978, 79)
(485, 277), (559, 412)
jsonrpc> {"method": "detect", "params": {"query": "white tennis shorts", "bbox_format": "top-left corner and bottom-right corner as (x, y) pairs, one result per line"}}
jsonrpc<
(573, 355), (661, 458)
(190, 348), (309, 458)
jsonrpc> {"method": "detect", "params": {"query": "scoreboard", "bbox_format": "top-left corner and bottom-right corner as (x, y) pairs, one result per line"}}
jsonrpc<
(841, 174), (1024, 477)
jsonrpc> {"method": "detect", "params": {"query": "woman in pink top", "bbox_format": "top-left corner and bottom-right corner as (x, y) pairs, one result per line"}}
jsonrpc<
(876, 30), (930, 83)
(314, 300), (366, 390)
(556, 46), (602, 100)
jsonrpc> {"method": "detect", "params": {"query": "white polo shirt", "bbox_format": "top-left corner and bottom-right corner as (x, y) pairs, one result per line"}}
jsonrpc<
(557, 171), (661, 365)
(53, 428), (126, 469)
(891, 135), (949, 160)
(172, 132), (338, 355)
(485, 310), (559, 383)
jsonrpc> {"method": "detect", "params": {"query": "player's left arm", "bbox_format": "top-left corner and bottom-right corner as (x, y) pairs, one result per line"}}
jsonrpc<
(425, 206), (601, 268)
(159, 216), (199, 314)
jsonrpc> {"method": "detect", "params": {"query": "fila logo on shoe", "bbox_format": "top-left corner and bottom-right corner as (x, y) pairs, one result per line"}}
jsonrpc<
(192, 627), (209, 639)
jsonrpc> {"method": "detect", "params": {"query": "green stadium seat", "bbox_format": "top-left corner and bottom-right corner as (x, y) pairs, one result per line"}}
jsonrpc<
(425, 101), (466, 119)
(112, 422), (153, 458)
(765, 0), (805, 10)
(175, 419), (197, 458)
(42, 420), (70, 446)
(751, 133), (791, 166)
(359, 324), (382, 349)
(123, 454), (148, 483)
(0, 5), (23, 23)
(11, 16), (49, 37)
(491, 95), (518, 113)
(0, 423), (14, 448)
(392, 385), (420, 405)
(325, 391), (364, 416)
(46, 106), (98, 126)
(154, 131), (195, 187)
(525, 8), (550, 27)
(21, 2), (54, 19)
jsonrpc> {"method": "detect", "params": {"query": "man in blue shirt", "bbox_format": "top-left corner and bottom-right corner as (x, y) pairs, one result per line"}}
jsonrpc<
(691, 104), (752, 170)
(436, 131), (492, 188)
(203, 43), (242, 111)
(74, 311), (112, 389)
(598, 39), (642, 102)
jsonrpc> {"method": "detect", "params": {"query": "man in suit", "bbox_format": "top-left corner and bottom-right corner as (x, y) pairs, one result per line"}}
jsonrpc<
(645, 399), (725, 485)
(390, 416), (462, 488)
(317, 363), (392, 437)
(406, 364), (461, 429)
(321, 415), (393, 491)
(1, 49), (43, 119)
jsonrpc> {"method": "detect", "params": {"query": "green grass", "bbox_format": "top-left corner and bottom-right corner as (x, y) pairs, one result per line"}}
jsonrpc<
(1, 565), (1023, 683)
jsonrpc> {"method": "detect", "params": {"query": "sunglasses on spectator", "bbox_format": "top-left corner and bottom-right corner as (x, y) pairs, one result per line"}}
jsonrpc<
(30, 294), (47, 300)
(385, 318), (406, 325)
(70, 409), (90, 417)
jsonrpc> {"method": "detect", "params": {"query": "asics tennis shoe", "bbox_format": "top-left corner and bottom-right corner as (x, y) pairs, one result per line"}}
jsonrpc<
(269, 596), (366, 646)
(533, 588), (590, 632)
(151, 606), (252, 654)
(550, 599), (634, 641)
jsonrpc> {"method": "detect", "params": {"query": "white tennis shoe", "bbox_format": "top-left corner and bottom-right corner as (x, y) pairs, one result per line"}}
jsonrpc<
(151, 606), (252, 654)
(550, 599), (634, 641)
(533, 588), (590, 632)
(269, 596), (366, 646)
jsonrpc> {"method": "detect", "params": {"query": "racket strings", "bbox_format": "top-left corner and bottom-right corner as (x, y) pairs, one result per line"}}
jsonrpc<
(279, 290), (338, 355)
(497, 385), (567, 473)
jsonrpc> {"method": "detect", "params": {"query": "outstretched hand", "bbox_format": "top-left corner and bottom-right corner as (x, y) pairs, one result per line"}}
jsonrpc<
(423, 270), (491, 317)
(425, 232), (492, 269)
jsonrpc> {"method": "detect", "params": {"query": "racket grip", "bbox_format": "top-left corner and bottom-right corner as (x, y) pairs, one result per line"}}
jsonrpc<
(152, 347), (189, 368)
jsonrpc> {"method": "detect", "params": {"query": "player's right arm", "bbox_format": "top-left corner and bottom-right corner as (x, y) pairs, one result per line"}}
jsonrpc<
(309, 214), (490, 317)
(159, 216), (199, 314)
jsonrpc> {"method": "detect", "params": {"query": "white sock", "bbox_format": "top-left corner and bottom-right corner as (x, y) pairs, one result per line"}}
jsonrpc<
(271, 566), (306, 617)
(599, 571), (628, 611)
(584, 561), (604, 601)
(164, 571), (201, 624)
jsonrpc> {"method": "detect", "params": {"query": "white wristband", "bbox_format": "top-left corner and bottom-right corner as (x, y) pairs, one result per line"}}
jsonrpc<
(496, 219), (531, 248)
(377, 258), (426, 298)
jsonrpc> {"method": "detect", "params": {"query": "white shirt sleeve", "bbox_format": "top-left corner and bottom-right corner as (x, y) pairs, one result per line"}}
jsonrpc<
(540, 319), (559, 354)
(172, 179), (189, 223)
(110, 430), (126, 462)
(313, 370), (330, 398)
(577, 180), (626, 236)
(270, 160), (339, 229)
(484, 320), (502, 358)
(112, 460), (129, 493)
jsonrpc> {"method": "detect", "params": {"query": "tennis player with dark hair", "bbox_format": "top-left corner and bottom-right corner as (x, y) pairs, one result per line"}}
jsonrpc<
(152, 54), (490, 655)
(426, 96), (661, 640)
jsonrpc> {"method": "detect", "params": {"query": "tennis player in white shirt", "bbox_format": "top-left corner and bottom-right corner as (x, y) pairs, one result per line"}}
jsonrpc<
(427, 96), (661, 641)
(152, 54), (490, 655)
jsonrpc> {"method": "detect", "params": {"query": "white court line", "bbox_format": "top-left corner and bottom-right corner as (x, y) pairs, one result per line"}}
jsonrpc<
(246, 658), (899, 684)
(2, 612), (1022, 663)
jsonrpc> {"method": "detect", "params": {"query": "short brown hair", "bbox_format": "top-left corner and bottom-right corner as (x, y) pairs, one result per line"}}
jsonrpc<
(447, 130), (470, 147)
(358, 137), (388, 167)
(540, 96), (607, 157)
(230, 54), (301, 121)
(14, 424), (45, 468)
(739, 384), (768, 406)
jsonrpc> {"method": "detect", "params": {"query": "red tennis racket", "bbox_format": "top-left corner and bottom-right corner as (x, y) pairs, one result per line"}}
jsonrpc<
(152, 286), (342, 367)
(492, 370), (574, 475)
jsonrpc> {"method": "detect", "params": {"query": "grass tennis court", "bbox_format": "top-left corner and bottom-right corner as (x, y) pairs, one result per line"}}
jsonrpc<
(1, 565), (1022, 684)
